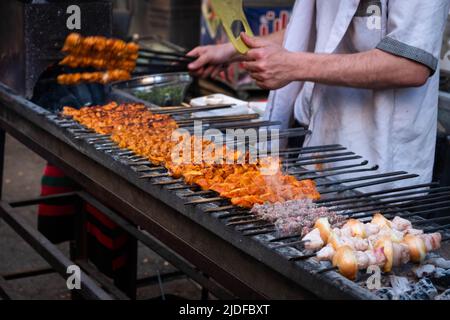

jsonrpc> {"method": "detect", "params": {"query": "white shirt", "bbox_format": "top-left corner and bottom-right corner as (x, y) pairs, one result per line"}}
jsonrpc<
(265, 0), (450, 190)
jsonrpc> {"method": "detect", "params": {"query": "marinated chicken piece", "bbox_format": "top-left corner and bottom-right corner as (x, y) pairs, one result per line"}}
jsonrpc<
(332, 246), (359, 280)
(302, 228), (324, 251)
(374, 237), (394, 272)
(403, 234), (427, 263)
(341, 219), (366, 238)
(368, 226), (404, 244)
(341, 236), (369, 251)
(419, 233), (441, 252)
(406, 228), (424, 236)
(371, 213), (392, 229)
(392, 242), (410, 266)
(63, 103), (321, 209)
(314, 217), (332, 242)
(316, 244), (335, 261)
(364, 223), (380, 237)
(392, 216), (412, 232)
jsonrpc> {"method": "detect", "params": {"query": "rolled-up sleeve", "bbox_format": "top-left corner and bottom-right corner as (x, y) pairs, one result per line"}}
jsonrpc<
(376, 0), (450, 75)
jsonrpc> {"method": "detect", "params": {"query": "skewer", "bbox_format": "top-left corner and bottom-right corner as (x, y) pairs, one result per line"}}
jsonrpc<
(139, 173), (171, 179)
(286, 155), (363, 168)
(95, 146), (121, 151)
(239, 223), (275, 232)
(226, 213), (255, 222)
(204, 205), (235, 213)
(269, 235), (300, 243)
(126, 155), (148, 161)
(423, 223), (450, 233)
(210, 120), (282, 130)
(283, 152), (356, 163)
(152, 179), (184, 185)
(182, 190), (216, 198)
(335, 191), (450, 214)
(392, 204), (450, 219)
(166, 184), (197, 190)
(280, 146), (347, 156)
(315, 182), (439, 204)
(243, 228), (277, 237)
(95, 142), (116, 148)
(227, 218), (265, 226)
(414, 217), (450, 226)
(138, 48), (196, 61)
(320, 186), (450, 207)
(270, 239), (308, 249)
(281, 144), (343, 152)
(151, 104), (235, 115)
(288, 253), (317, 261)
(316, 266), (338, 274)
(218, 212), (252, 220)
(217, 210), (249, 219)
(136, 56), (191, 64)
(320, 174), (419, 195)
(115, 150), (135, 156)
(175, 113), (260, 125)
(316, 171), (408, 188)
(352, 203), (450, 220)
(125, 161), (153, 166)
(300, 166), (379, 180)
(184, 197), (225, 205)
(288, 161), (369, 175)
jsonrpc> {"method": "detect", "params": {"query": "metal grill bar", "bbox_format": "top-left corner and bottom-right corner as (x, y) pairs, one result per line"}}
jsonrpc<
(320, 174), (419, 194)
(315, 183), (438, 204)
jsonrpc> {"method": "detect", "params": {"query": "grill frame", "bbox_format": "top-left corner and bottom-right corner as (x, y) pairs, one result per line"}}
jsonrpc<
(1, 82), (449, 299)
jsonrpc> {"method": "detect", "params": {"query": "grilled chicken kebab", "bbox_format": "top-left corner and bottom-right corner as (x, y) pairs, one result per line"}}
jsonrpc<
(301, 214), (442, 280)
(58, 33), (137, 85)
(63, 103), (320, 208)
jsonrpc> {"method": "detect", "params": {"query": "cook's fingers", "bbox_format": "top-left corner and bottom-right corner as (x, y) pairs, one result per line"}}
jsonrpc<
(186, 47), (202, 57)
(241, 32), (268, 49)
(242, 61), (263, 72)
(190, 67), (205, 77)
(245, 49), (265, 61)
(188, 54), (210, 70)
(202, 65), (216, 78)
(249, 72), (264, 82)
(255, 81), (269, 90)
(211, 65), (224, 78)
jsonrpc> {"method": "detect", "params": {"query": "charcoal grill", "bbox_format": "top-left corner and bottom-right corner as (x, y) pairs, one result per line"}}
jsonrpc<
(1, 81), (450, 300)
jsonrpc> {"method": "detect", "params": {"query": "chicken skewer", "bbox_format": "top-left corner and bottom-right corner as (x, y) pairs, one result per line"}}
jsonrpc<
(300, 215), (442, 280)
(63, 103), (320, 208)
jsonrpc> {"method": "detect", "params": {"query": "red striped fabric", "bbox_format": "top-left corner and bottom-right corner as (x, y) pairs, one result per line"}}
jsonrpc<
(38, 203), (77, 217)
(112, 254), (128, 271)
(85, 203), (117, 230)
(43, 165), (67, 178)
(86, 222), (128, 250)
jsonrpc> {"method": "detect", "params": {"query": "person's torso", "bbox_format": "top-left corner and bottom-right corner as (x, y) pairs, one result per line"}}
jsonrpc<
(273, 0), (440, 189)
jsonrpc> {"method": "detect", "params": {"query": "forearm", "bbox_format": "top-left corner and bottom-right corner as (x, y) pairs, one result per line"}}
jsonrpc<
(291, 49), (430, 89)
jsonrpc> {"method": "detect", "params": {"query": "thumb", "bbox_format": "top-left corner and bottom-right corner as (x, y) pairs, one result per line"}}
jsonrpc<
(240, 32), (267, 49)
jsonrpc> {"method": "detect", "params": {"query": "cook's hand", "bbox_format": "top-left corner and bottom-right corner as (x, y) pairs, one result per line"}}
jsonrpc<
(187, 43), (236, 78)
(241, 32), (295, 90)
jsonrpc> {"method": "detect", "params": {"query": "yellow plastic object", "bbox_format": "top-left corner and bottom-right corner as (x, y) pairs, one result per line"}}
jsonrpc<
(210, 0), (254, 54)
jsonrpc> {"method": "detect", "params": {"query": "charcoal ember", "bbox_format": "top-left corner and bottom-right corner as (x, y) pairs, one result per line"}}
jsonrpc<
(414, 264), (436, 278)
(425, 257), (450, 269)
(431, 268), (450, 287)
(375, 288), (396, 300)
(435, 289), (450, 300)
(410, 278), (438, 300)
